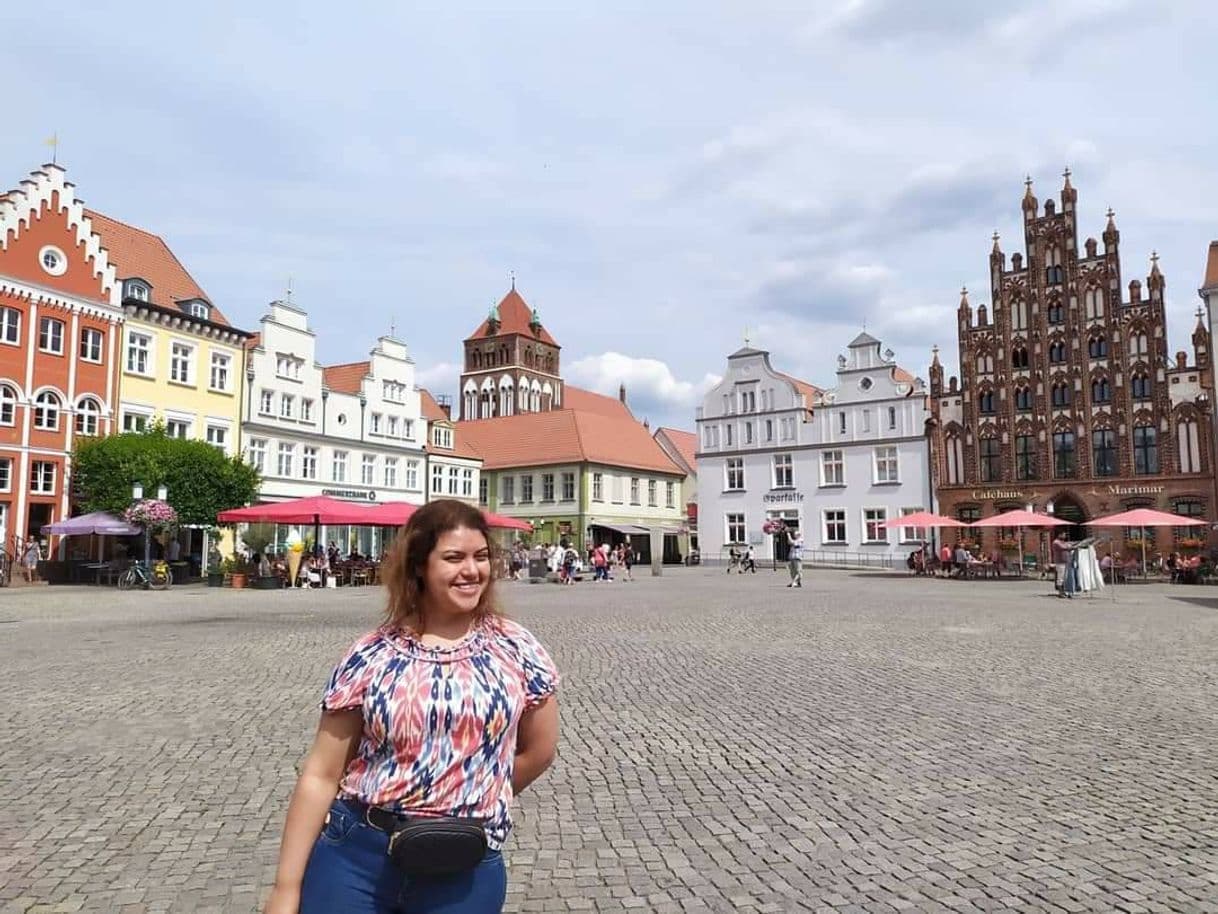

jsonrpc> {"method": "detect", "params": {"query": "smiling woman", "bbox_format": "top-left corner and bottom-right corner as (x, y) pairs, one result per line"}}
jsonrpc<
(264, 499), (560, 914)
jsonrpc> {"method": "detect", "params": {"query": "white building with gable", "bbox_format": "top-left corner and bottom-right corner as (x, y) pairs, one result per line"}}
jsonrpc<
(696, 333), (933, 565)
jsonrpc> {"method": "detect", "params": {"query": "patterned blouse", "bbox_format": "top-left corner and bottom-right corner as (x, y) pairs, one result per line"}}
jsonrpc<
(321, 615), (559, 850)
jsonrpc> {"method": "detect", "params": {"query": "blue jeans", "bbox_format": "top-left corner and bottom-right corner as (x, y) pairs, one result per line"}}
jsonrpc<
(300, 798), (507, 914)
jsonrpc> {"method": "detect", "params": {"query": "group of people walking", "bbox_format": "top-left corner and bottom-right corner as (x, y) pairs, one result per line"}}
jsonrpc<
(726, 526), (804, 588)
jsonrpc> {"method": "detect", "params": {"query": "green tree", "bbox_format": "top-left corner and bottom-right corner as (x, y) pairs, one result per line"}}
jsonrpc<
(72, 425), (260, 526)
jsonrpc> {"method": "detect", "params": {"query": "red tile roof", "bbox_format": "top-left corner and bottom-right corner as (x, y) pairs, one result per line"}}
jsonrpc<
(562, 384), (634, 418)
(322, 361), (368, 395)
(84, 209), (231, 326)
(775, 371), (823, 408)
(654, 427), (697, 474)
(459, 408), (683, 475)
(1204, 241), (1218, 290)
(420, 389), (482, 460)
(464, 287), (559, 346)
(894, 366), (916, 384)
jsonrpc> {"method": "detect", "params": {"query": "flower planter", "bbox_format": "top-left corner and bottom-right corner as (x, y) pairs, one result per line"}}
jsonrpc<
(207, 572), (225, 587)
(230, 572), (248, 589)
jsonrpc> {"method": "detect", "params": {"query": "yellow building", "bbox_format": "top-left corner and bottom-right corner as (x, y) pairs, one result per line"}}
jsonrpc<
(86, 211), (252, 452)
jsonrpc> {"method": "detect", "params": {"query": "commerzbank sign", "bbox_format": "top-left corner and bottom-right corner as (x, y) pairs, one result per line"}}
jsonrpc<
(321, 488), (378, 501)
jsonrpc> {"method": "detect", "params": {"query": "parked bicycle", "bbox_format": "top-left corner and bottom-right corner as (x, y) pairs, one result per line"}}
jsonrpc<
(117, 559), (172, 591)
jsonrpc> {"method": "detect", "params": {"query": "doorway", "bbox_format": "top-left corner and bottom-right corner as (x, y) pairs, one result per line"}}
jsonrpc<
(27, 503), (52, 541)
(1050, 494), (1088, 540)
(768, 511), (800, 562)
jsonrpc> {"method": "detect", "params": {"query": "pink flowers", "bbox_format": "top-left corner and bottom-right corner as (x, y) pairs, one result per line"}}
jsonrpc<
(124, 499), (179, 532)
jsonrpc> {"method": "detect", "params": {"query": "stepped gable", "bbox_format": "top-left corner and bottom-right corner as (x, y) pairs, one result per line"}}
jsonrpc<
(464, 287), (558, 346)
(85, 209), (229, 324)
(322, 361), (369, 395)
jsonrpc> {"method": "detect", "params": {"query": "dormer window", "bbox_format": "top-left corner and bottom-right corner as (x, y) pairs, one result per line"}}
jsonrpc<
(186, 300), (210, 320)
(432, 426), (453, 449)
(124, 280), (150, 302)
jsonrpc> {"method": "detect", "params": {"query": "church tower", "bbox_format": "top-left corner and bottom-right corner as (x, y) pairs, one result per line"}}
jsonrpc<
(458, 284), (563, 420)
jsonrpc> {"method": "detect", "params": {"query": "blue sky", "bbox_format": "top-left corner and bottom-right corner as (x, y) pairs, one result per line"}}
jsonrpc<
(5, 0), (1216, 429)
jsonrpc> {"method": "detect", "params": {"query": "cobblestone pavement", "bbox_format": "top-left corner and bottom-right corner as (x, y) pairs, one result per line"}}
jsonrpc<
(1, 569), (1216, 913)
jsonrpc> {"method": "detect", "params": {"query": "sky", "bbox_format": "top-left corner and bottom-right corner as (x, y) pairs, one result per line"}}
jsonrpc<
(4, 0), (1217, 430)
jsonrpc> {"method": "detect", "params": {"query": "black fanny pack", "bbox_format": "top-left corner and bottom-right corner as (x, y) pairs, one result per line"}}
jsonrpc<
(353, 800), (488, 878)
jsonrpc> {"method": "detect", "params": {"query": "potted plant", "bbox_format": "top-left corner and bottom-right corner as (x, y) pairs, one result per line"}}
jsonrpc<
(224, 555), (249, 589)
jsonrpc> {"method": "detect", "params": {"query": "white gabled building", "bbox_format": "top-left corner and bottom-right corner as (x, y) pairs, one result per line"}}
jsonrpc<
(241, 299), (427, 554)
(696, 333), (933, 566)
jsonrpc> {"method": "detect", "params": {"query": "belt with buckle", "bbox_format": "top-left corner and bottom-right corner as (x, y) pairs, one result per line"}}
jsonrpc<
(344, 797), (408, 833)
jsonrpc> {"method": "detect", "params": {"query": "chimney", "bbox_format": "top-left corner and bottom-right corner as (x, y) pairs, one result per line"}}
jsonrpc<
(619, 383), (627, 404)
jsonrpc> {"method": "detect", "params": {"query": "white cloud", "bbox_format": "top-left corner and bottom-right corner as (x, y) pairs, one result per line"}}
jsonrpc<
(414, 361), (460, 398)
(567, 352), (720, 423)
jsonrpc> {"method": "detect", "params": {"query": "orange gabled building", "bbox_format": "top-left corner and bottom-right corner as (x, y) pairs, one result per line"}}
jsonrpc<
(0, 164), (124, 549)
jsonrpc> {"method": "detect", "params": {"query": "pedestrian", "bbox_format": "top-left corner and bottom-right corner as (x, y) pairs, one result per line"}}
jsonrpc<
(264, 499), (559, 914)
(741, 543), (757, 574)
(621, 544), (634, 582)
(21, 537), (41, 583)
(785, 529), (803, 588)
(939, 542), (953, 578)
(1052, 532), (1074, 598)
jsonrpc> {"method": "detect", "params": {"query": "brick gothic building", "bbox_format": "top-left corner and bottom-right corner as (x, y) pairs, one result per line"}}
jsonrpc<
(930, 173), (1214, 558)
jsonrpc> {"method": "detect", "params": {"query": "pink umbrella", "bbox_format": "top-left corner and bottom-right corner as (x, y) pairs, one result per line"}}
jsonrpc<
(1089, 507), (1207, 578)
(217, 495), (380, 525)
(360, 501), (421, 527)
(877, 511), (966, 529)
(483, 511), (533, 532)
(971, 509), (1074, 577)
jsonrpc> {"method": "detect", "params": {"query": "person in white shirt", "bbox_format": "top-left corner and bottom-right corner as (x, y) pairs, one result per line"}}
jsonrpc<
(786, 529), (803, 588)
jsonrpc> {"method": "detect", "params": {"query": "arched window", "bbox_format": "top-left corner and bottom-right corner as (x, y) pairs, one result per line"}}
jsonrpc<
(945, 434), (963, 485)
(1084, 287), (1104, 320)
(1088, 335), (1108, 359)
(479, 389), (493, 419)
(1131, 373), (1152, 400)
(1091, 378), (1111, 403)
(1011, 346), (1029, 370)
(1049, 341), (1066, 363)
(530, 383), (541, 413)
(1051, 383), (1071, 408)
(1045, 247), (1064, 285)
(976, 352), (993, 375)
(0, 384), (16, 425)
(1047, 300), (1064, 324)
(1015, 386), (1032, 411)
(463, 389), (477, 419)
(75, 397), (102, 436)
(1133, 425), (1158, 475)
(978, 391), (995, 414)
(1178, 419), (1202, 474)
(518, 381), (529, 413)
(1129, 332), (1149, 359)
(1010, 297), (1028, 332)
(499, 383), (514, 417)
(978, 436), (1000, 482)
(34, 390), (61, 430)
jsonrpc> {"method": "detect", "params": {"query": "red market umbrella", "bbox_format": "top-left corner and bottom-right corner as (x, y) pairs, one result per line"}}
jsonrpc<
(360, 501), (421, 527)
(877, 511), (966, 529)
(970, 509), (1074, 577)
(1089, 507), (1207, 578)
(483, 511), (532, 532)
(217, 495), (380, 526)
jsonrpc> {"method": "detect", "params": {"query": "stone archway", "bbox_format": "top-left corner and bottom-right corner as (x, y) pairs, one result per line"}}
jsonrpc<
(1048, 492), (1088, 541)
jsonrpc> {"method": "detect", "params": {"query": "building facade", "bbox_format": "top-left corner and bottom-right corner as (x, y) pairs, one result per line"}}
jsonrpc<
(241, 299), (427, 553)
(697, 338), (931, 565)
(931, 174), (1214, 556)
(419, 389), (482, 504)
(653, 426), (698, 552)
(0, 164), (124, 548)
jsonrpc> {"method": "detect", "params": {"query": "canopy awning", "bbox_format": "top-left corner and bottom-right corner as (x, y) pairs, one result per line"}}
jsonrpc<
(217, 495), (383, 525)
(590, 522), (650, 535)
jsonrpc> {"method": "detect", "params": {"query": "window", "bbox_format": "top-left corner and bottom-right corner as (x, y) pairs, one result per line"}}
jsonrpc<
(1015, 435), (1036, 481)
(1051, 383), (1071, 408)
(461, 468), (474, 497)
(301, 399), (313, 422)
(126, 332), (151, 374)
(0, 306), (20, 344)
(248, 438), (268, 472)
(1052, 431), (1075, 478)
(1011, 346), (1029, 370)
(281, 394), (295, 419)
(861, 410), (871, 432)
(564, 473), (577, 502)
(74, 397), (101, 436)
(978, 391), (995, 414)
(206, 425), (229, 452)
(34, 391), (60, 430)
(822, 509), (847, 545)
(1129, 332), (1149, 359)
(874, 446), (899, 483)
(0, 457), (9, 492)
(773, 453), (793, 488)
(957, 505), (981, 526)
(1047, 301), (1064, 324)
(1174, 500), (1205, 539)
(1049, 341), (1066, 364)
(275, 443), (293, 476)
(1091, 378), (1111, 403)
(388, 416), (398, 437)
(78, 327), (103, 363)
(1133, 426), (1158, 475)
(542, 473), (556, 502)
(745, 422), (754, 444)
(765, 419), (774, 442)
(725, 424), (733, 447)
(592, 472), (603, 501)
(821, 450), (844, 486)
(666, 481), (676, 508)
(945, 435), (964, 485)
(1084, 288), (1104, 320)
(370, 413), (382, 434)
(431, 464), (445, 494)
(863, 508), (888, 543)
(0, 385), (16, 425)
(259, 390), (273, 414)
(520, 475), (534, 503)
(839, 412), (847, 434)
(166, 418), (190, 439)
(501, 476), (515, 503)
(725, 458), (744, 491)
(726, 513), (746, 545)
(979, 437), (1000, 482)
(361, 455), (376, 485)
(432, 426), (452, 449)
(301, 446), (318, 479)
(479, 478), (488, 505)
(1178, 419), (1202, 474)
(899, 508), (927, 543)
(188, 301), (210, 320)
(405, 460), (419, 490)
(383, 381), (406, 403)
(741, 389), (756, 412)
(209, 352), (231, 391)
(125, 281), (149, 301)
(1092, 429), (1117, 477)
(276, 355), (302, 380)
(975, 353), (993, 375)
(332, 450), (348, 482)
(447, 467), (459, 495)
(38, 317), (64, 354)
(888, 406), (897, 430)
(629, 476), (640, 504)
(1131, 373), (1152, 400)
(1015, 386), (1033, 411)
(31, 460), (56, 494)
(169, 342), (194, 384)
(1011, 298), (1028, 332)
(1088, 336), (1108, 359)
(384, 457), (398, 488)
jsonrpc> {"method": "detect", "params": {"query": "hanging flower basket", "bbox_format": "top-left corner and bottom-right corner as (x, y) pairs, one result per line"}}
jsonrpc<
(124, 499), (179, 534)
(1178, 537), (1205, 550)
(997, 537), (1020, 551)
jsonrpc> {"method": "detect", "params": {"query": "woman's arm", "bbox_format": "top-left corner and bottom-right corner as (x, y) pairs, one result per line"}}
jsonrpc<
(264, 710), (362, 913)
(513, 698), (559, 794)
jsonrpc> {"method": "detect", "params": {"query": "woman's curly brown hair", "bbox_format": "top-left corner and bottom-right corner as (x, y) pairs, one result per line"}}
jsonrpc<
(380, 499), (502, 631)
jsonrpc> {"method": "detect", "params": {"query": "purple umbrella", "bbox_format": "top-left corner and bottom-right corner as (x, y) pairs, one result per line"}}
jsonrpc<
(41, 511), (142, 537)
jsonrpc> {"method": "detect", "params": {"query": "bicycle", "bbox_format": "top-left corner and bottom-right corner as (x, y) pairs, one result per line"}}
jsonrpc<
(117, 559), (173, 591)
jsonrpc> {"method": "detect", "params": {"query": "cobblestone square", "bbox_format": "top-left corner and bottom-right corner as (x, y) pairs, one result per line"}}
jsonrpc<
(1, 569), (1216, 913)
